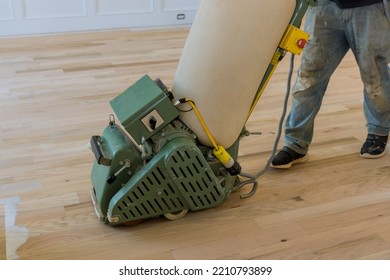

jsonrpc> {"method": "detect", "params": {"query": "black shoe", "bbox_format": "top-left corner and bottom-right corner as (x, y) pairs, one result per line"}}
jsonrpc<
(271, 146), (308, 169)
(360, 134), (388, 159)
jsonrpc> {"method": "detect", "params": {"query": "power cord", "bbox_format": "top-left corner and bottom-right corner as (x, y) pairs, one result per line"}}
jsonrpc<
(237, 53), (296, 198)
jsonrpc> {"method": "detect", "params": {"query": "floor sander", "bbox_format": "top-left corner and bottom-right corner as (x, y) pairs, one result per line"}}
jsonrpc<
(90, 0), (317, 226)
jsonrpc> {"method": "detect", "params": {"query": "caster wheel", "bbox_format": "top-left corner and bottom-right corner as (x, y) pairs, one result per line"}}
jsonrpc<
(164, 209), (188, 221)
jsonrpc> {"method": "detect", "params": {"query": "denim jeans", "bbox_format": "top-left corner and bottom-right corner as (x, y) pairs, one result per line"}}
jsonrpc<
(284, 0), (390, 154)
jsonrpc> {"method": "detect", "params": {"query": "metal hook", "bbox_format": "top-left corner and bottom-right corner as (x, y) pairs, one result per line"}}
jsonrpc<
(233, 178), (259, 199)
(240, 180), (258, 199)
(109, 114), (115, 126)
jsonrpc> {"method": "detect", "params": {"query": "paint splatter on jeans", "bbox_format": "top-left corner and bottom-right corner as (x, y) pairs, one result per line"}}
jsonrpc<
(284, 0), (390, 154)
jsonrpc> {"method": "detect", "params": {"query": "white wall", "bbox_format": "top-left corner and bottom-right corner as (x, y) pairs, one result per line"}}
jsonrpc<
(0, 0), (200, 36)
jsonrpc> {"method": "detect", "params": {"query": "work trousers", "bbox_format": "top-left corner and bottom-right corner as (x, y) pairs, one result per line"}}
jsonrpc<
(284, 0), (390, 154)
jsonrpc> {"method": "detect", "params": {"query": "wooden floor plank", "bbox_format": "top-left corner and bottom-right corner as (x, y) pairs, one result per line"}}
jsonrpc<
(0, 27), (389, 260)
(0, 204), (6, 260)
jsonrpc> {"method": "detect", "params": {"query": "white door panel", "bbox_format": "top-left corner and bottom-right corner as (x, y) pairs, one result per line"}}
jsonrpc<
(96, 0), (153, 15)
(162, 0), (200, 11)
(0, 0), (14, 21)
(0, 0), (200, 36)
(23, 0), (87, 19)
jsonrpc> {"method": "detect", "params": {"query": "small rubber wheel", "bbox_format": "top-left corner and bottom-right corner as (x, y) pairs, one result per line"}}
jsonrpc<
(164, 209), (188, 221)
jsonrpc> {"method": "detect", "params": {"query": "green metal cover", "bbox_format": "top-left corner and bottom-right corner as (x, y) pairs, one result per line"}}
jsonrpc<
(91, 124), (143, 219)
(110, 75), (180, 145)
(107, 135), (227, 225)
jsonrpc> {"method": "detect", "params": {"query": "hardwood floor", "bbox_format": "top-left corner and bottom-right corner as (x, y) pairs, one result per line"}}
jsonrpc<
(0, 28), (389, 260)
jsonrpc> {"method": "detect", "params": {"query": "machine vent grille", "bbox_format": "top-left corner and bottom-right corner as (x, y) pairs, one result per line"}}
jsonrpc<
(111, 145), (225, 223)
(167, 149), (225, 210)
(115, 166), (187, 220)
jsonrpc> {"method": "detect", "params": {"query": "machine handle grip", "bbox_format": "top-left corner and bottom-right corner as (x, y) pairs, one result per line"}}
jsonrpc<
(90, 136), (111, 166)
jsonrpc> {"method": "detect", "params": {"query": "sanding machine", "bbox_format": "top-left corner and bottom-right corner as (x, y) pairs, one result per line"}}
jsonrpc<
(90, 0), (317, 226)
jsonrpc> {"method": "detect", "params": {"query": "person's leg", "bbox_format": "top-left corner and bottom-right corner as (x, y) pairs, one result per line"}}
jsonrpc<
(272, 1), (350, 168)
(345, 3), (390, 158)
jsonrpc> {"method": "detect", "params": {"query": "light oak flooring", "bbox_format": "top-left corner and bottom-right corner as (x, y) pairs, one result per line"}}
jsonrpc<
(1, 28), (390, 260)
